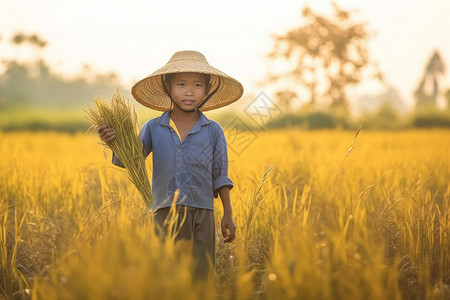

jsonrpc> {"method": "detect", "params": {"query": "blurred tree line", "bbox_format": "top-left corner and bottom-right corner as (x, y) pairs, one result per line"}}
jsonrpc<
(414, 50), (446, 109)
(0, 32), (125, 110)
(0, 60), (122, 109)
(1, 5), (450, 132)
(264, 2), (450, 129)
(267, 2), (383, 114)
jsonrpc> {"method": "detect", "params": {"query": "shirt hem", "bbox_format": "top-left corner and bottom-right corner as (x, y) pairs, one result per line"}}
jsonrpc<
(154, 203), (214, 212)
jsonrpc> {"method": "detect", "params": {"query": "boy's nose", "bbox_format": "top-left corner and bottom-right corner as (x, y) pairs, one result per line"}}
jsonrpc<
(186, 85), (194, 95)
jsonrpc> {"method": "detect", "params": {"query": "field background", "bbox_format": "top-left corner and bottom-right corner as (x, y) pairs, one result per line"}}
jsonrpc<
(1, 128), (449, 300)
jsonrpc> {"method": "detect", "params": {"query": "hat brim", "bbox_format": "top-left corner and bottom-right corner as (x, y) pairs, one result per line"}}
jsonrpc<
(131, 54), (244, 111)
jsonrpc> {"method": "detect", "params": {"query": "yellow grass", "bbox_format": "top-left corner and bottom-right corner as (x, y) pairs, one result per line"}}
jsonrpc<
(0, 129), (449, 299)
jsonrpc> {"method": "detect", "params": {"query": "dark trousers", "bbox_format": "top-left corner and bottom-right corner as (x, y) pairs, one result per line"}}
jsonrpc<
(154, 206), (215, 279)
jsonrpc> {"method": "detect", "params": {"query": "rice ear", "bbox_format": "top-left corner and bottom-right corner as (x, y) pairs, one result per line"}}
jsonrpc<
(85, 90), (153, 209)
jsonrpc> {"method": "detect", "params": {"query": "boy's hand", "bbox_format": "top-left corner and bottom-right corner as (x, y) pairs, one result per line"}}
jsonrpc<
(221, 215), (236, 243)
(97, 124), (116, 143)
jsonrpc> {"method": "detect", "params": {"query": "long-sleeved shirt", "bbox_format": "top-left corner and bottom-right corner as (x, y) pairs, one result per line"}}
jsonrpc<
(113, 110), (233, 211)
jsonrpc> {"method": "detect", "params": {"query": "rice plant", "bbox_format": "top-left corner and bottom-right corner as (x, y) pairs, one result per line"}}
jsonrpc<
(0, 129), (449, 299)
(85, 91), (153, 209)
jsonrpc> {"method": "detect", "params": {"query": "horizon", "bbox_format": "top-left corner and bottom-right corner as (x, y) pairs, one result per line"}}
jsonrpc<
(1, 0), (450, 111)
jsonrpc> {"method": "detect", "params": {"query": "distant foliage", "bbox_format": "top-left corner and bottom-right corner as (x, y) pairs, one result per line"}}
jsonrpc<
(0, 32), (128, 110)
(357, 103), (404, 130)
(414, 50), (446, 110)
(0, 59), (126, 109)
(266, 111), (351, 130)
(268, 2), (381, 113)
(11, 32), (47, 48)
(411, 109), (450, 128)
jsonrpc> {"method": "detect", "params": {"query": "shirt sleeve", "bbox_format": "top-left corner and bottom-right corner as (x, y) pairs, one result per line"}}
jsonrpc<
(212, 126), (233, 198)
(112, 121), (153, 167)
(112, 152), (124, 167)
(139, 121), (153, 158)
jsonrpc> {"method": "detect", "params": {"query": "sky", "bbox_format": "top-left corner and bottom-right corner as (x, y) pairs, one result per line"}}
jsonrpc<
(1, 0), (450, 110)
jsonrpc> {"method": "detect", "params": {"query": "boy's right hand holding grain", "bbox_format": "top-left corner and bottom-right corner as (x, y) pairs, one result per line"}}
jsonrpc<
(98, 124), (116, 143)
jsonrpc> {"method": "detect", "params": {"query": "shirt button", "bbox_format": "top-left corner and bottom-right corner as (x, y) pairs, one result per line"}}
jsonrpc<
(177, 149), (181, 153)
(176, 172), (180, 176)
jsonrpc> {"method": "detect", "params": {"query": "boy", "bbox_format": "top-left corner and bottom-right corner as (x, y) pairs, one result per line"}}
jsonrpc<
(97, 50), (243, 278)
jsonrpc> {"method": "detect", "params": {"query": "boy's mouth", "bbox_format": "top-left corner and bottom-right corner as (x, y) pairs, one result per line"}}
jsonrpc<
(182, 100), (195, 105)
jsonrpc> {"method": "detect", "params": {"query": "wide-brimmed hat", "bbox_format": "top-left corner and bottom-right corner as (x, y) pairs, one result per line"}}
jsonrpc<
(131, 50), (244, 111)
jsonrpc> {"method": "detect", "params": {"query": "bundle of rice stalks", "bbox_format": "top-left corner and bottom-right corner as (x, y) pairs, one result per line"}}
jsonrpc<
(85, 90), (153, 209)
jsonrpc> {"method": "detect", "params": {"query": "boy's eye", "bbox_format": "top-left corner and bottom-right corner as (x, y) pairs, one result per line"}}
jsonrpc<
(177, 83), (184, 86)
(195, 84), (203, 87)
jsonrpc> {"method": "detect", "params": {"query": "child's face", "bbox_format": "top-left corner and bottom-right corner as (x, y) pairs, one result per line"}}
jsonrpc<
(169, 72), (207, 111)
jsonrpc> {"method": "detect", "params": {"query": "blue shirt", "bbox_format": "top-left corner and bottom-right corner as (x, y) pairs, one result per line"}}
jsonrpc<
(113, 110), (233, 211)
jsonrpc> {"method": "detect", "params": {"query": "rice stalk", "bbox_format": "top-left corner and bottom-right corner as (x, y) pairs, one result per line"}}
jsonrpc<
(85, 90), (153, 209)
(340, 123), (363, 168)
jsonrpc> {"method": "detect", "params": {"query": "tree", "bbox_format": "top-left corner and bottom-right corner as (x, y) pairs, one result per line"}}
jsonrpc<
(275, 90), (297, 111)
(0, 60), (123, 108)
(268, 2), (379, 114)
(12, 32), (47, 48)
(414, 50), (446, 110)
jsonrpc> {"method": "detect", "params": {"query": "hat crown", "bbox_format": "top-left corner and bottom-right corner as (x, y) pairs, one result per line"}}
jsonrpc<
(168, 50), (209, 64)
(131, 50), (244, 111)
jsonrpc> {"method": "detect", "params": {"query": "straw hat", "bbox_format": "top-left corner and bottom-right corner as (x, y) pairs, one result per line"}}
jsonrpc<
(131, 50), (244, 111)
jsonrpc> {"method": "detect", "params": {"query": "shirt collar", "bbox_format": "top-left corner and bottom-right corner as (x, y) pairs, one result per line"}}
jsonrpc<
(158, 110), (212, 128)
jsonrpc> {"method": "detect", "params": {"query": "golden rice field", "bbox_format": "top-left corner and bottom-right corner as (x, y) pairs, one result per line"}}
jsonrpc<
(1, 128), (449, 300)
